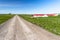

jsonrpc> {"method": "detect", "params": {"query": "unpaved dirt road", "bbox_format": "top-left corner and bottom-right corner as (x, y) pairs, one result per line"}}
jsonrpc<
(0, 15), (60, 40)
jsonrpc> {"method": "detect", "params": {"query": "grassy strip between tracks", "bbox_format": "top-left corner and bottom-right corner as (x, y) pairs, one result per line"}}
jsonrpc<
(19, 14), (60, 35)
(0, 14), (14, 24)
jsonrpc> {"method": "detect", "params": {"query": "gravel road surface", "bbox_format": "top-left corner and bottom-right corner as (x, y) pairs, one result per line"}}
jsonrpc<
(0, 15), (60, 40)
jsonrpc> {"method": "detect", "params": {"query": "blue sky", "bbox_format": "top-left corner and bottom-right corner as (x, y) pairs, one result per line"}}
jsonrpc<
(0, 0), (60, 14)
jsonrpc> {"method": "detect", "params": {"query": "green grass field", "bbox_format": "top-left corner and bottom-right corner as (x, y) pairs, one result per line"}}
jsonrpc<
(19, 15), (60, 35)
(0, 14), (14, 24)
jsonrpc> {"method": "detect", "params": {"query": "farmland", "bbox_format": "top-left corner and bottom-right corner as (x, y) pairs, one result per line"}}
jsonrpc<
(19, 15), (60, 35)
(0, 14), (14, 24)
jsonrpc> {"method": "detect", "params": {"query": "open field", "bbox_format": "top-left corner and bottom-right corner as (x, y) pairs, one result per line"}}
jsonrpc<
(19, 15), (60, 35)
(0, 14), (14, 24)
(0, 15), (60, 40)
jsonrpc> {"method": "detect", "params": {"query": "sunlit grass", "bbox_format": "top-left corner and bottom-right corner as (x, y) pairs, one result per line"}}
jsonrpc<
(19, 15), (60, 35)
(0, 14), (14, 24)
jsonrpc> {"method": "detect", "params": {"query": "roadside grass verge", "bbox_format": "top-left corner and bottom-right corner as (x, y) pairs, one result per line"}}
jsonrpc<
(0, 14), (14, 24)
(19, 14), (60, 35)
